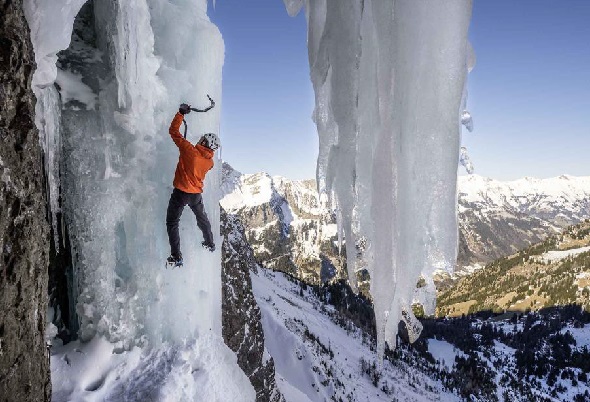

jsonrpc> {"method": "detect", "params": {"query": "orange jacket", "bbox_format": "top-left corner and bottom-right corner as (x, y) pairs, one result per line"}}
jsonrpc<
(169, 112), (214, 193)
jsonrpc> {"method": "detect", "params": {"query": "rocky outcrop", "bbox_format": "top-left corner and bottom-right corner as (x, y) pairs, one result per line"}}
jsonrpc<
(221, 209), (283, 402)
(0, 1), (51, 400)
(457, 207), (548, 267)
(221, 164), (343, 285)
(457, 174), (590, 265)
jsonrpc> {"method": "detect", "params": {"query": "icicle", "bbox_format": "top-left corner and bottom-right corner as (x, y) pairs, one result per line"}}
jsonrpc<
(37, 86), (62, 247)
(294, 0), (473, 360)
(23, 0), (87, 250)
(283, 0), (304, 17)
(335, 202), (343, 255)
(460, 146), (475, 174)
(461, 110), (474, 132)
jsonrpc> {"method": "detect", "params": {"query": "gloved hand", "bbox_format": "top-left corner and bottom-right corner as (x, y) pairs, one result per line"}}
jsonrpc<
(179, 103), (191, 115)
(206, 95), (215, 108)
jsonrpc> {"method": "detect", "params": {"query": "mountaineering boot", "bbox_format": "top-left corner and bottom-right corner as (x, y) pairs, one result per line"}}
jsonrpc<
(166, 253), (183, 269)
(202, 241), (216, 252)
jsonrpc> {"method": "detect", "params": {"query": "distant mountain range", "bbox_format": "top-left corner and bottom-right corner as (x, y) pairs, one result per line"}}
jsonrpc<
(221, 163), (341, 284)
(221, 163), (590, 284)
(457, 174), (590, 269)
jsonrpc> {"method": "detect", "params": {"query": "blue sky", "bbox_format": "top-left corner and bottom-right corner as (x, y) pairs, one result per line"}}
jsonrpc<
(210, 0), (590, 181)
(209, 0), (316, 179)
(464, 0), (590, 180)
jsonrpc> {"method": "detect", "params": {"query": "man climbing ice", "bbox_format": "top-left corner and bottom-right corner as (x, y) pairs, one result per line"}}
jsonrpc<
(166, 99), (219, 268)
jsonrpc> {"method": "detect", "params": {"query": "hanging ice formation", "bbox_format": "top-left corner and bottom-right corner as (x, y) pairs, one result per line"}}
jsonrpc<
(22, 1), (256, 398)
(460, 147), (475, 174)
(460, 41), (476, 174)
(287, 0), (474, 358)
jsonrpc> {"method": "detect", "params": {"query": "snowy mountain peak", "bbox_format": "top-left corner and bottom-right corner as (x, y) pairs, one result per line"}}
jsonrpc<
(458, 174), (590, 211)
(220, 163), (341, 283)
(221, 167), (590, 281)
(221, 163), (323, 217)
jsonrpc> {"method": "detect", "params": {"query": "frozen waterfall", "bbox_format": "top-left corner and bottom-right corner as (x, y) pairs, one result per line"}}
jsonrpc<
(289, 0), (473, 358)
(24, 0), (254, 399)
(25, 0), (223, 347)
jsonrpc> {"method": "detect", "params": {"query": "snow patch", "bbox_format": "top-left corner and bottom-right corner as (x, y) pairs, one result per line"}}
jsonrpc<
(427, 339), (467, 371)
(50, 335), (255, 402)
(562, 325), (590, 349)
(541, 246), (590, 262)
(55, 68), (97, 109)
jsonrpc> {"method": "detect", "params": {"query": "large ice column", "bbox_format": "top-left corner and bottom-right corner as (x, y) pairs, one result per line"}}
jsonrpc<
(24, 0), (224, 345)
(296, 0), (472, 358)
(79, 0), (223, 345)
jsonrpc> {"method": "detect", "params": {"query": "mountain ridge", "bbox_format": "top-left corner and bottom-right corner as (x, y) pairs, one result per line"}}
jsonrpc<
(221, 163), (590, 284)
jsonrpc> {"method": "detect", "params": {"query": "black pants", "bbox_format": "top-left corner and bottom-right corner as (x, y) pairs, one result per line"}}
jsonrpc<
(166, 188), (213, 257)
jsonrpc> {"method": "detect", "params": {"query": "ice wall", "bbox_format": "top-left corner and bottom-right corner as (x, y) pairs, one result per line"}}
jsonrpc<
(23, 0), (253, 399)
(25, 0), (255, 400)
(292, 0), (473, 358)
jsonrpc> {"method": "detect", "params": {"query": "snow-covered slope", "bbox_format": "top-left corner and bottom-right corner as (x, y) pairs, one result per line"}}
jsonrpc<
(50, 334), (254, 402)
(249, 264), (590, 401)
(251, 269), (459, 402)
(223, 205), (590, 402)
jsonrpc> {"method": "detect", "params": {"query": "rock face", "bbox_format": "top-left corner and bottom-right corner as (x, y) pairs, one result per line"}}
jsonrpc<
(457, 174), (590, 268)
(221, 209), (283, 402)
(0, 1), (51, 400)
(221, 163), (343, 285)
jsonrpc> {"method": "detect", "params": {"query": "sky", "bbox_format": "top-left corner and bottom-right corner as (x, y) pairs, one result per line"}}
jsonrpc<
(209, 0), (590, 181)
(209, 0), (316, 180)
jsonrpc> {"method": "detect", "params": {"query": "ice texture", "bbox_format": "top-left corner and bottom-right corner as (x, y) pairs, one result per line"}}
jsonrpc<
(23, 0), (88, 88)
(460, 146), (475, 174)
(461, 110), (474, 132)
(24, 0), (252, 397)
(23, 0), (88, 246)
(297, 0), (473, 359)
(36, 86), (63, 245)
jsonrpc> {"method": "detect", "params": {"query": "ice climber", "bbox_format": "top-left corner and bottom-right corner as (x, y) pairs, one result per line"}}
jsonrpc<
(166, 102), (220, 268)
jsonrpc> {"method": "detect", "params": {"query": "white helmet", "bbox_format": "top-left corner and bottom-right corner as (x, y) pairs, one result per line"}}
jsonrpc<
(199, 133), (220, 151)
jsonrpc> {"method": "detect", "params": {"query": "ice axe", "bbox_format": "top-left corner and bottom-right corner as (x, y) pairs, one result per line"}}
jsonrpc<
(180, 95), (215, 139)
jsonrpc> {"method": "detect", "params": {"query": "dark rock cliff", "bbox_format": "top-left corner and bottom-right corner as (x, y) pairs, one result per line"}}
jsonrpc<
(221, 209), (283, 402)
(0, 1), (51, 401)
